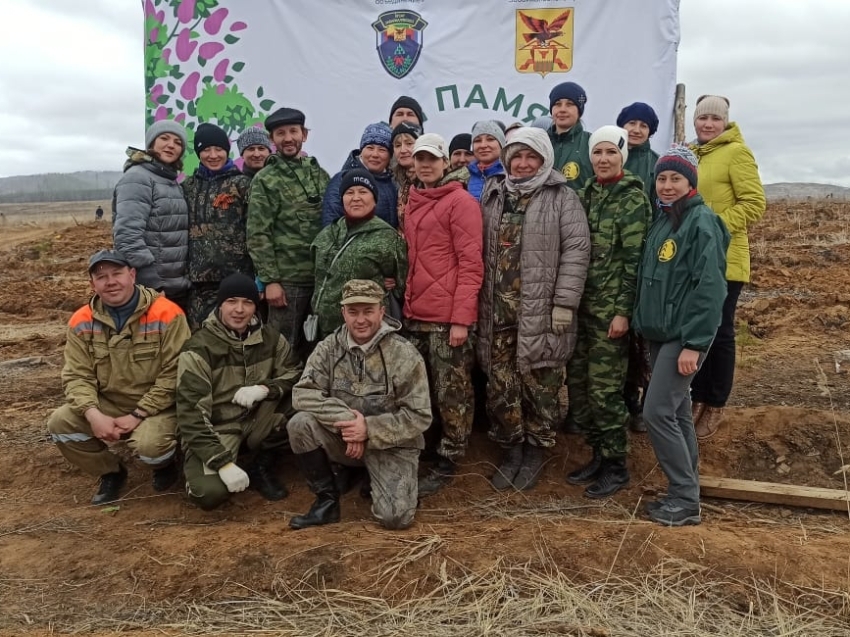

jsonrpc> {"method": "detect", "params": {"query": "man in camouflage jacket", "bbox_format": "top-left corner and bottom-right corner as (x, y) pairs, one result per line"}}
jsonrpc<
(287, 279), (432, 531)
(247, 107), (330, 361)
(176, 274), (303, 510)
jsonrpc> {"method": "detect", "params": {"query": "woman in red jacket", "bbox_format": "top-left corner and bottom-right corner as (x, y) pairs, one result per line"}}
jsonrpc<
(403, 133), (484, 498)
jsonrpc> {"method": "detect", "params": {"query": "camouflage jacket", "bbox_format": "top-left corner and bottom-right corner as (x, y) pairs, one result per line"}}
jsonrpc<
(578, 171), (651, 319)
(176, 313), (303, 470)
(182, 164), (253, 283)
(247, 153), (331, 286)
(311, 216), (408, 337)
(292, 317), (431, 451)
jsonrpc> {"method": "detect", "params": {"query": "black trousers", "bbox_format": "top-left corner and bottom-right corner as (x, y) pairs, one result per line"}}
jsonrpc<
(690, 280), (744, 408)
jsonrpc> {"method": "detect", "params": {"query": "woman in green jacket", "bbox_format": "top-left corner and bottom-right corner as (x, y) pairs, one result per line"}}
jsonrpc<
(633, 146), (730, 527)
(688, 96), (766, 438)
(310, 169), (407, 339)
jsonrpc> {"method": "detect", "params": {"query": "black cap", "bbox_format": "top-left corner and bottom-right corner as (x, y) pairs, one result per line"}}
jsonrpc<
(339, 168), (379, 206)
(449, 133), (472, 155)
(391, 121), (422, 144)
(216, 273), (261, 307)
(89, 249), (131, 272)
(265, 107), (306, 132)
(194, 123), (231, 155)
(389, 96), (424, 128)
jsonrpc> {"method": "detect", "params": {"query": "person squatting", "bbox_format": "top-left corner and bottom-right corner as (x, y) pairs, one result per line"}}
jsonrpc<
(52, 86), (765, 529)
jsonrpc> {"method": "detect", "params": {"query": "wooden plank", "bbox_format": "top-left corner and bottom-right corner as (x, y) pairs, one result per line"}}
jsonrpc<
(700, 476), (850, 512)
(674, 83), (687, 143)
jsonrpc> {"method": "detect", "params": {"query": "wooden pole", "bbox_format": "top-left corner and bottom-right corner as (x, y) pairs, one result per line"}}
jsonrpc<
(700, 476), (850, 513)
(674, 83), (686, 144)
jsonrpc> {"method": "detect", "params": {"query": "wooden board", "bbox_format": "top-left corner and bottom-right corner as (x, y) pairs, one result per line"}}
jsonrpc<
(700, 476), (850, 512)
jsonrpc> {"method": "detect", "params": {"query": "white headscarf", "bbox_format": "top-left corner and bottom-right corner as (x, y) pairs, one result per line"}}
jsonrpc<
(501, 128), (555, 195)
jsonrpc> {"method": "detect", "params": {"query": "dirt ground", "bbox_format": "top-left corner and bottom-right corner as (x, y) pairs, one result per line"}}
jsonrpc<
(1, 201), (849, 636)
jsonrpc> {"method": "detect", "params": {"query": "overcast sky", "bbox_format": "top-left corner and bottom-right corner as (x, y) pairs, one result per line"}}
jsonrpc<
(1, 0), (849, 185)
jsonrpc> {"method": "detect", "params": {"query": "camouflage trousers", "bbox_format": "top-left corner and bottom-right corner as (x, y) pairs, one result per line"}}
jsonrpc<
(268, 284), (314, 363)
(288, 412), (419, 530)
(187, 282), (219, 332)
(566, 313), (630, 458)
(486, 329), (564, 448)
(405, 328), (474, 462)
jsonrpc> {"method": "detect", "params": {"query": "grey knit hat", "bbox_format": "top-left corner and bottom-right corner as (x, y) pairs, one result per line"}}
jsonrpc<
(145, 120), (187, 153)
(237, 127), (272, 155)
(471, 120), (506, 149)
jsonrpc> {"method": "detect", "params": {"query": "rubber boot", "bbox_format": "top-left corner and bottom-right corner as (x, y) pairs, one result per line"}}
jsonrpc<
(584, 457), (630, 499)
(417, 456), (456, 498)
(566, 449), (602, 485)
(512, 442), (545, 491)
(91, 464), (127, 505)
(289, 449), (340, 530)
(490, 443), (524, 490)
(250, 450), (288, 501)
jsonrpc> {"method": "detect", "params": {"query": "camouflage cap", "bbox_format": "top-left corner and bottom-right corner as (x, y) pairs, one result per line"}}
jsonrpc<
(340, 279), (384, 305)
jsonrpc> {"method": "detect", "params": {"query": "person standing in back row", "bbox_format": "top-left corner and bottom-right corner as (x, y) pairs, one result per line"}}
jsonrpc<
(547, 82), (592, 192)
(688, 96), (766, 439)
(247, 107), (330, 362)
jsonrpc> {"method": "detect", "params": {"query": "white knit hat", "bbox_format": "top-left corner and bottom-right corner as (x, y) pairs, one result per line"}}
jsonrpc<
(588, 125), (629, 165)
(693, 95), (730, 124)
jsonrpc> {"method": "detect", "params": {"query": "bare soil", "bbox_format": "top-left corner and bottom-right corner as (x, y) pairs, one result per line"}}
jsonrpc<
(1, 203), (849, 636)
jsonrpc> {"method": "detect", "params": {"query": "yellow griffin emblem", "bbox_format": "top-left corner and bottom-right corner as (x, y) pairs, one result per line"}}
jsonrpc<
(658, 239), (677, 262)
(561, 161), (580, 181)
(515, 9), (574, 77)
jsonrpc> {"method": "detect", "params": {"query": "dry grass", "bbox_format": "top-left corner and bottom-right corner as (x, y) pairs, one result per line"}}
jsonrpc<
(4, 557), (848, 635)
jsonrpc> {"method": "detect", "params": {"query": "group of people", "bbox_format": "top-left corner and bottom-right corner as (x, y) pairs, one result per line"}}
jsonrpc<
(48, 82), (766, 530)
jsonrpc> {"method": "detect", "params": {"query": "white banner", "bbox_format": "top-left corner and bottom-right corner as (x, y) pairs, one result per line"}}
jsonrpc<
(144, 0), (680, 174)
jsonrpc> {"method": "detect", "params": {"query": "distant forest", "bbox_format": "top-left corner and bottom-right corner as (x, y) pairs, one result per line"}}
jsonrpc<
(0, 171), (122, 204)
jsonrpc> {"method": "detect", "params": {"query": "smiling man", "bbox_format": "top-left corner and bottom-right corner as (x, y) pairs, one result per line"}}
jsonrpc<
(236, 126), (273, 179)
(47, 250), (191, 504)
(247, 107), (331, 362)
(287, 279), (431, 531)
(176, 273), (303, 510)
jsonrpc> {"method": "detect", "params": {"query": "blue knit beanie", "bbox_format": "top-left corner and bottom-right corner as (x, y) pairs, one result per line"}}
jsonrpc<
(654, 145), (699, 189)
(548, 82), (587, 116)
(360, 122), (393, 152)
(616, 102), (659, 137)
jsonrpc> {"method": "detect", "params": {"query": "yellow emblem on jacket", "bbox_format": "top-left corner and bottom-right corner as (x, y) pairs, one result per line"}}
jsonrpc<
(658, 239), (677, 262)
(562, 161), (580, 180)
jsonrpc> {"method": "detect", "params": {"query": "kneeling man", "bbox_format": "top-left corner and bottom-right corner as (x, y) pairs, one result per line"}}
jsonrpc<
(177, 273), (302, 510)
(48, 250), (191, 504)
(288, 279), (431, 530)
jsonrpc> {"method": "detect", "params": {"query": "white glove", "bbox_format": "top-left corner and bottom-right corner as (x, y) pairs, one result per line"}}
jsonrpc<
(551, 306), (574, 335)
(232, 385), (269, 408)
(218, 462), (250, 493)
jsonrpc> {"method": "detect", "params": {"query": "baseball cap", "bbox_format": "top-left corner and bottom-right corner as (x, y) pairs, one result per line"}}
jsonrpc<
(340, 279), (385, 305)
(412, 133), (448, 159)
(88, 249), (131, 272)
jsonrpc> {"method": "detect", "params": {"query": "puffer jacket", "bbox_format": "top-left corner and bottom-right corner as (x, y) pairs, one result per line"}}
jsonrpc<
(477, 170), (591, 372)
(321, 150), (399, 228)
(691, 122), (766, 282)
(112, 148), (190, 296)
(62, 285), (190, 416)
(467, 160), (504, 201)
(292, 317), (431, 450)
(176, 312), (303, 471)
(182, 163), (253, 284)
(311, 216), (407, 337)
(403, 180), (483, 326)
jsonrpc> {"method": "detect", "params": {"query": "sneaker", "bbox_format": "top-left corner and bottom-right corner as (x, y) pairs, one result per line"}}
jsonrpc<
(152, 462), (179, 492)
(648, 502), (701, 527)
(91, 464), (128, 505)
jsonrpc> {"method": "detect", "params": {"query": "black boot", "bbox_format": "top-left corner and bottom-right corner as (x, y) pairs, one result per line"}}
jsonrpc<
(418, 456), (456, 498)
(152, 461), (179, 492)
(490, 443), (524, 490)
(513, 442), (546, 491)
(289, 449), (340, 530)
(91, 464), (127, 505)
(584, 458), (630, 499)
(566, 449), (602, 485)
(250, 450), (288, 501)
(629, 413), (648, 433)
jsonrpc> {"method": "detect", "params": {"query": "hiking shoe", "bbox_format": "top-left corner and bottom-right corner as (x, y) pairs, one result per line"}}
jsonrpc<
(648, 502), (701, 527)
(696, 407), (724, 440)
(92, 465), (127, 505)
(417, 458), (455, 498)
(152, 462), (179, 492)
(566, 449), (602, 485)
(584, 458), (630, 499)
(643, 498), (668, 515)
(491, 444), (523, 490)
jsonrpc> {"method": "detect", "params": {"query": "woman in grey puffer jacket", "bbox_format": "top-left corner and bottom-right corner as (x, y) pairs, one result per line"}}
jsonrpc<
(112, 120), (190, 304)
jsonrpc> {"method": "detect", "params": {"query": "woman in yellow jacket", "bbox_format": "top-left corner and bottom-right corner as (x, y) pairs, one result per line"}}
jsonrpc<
(689, 95), (766, 438)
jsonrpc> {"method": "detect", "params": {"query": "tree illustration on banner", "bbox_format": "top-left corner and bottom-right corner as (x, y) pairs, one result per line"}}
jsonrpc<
(144, 0), (277, 174)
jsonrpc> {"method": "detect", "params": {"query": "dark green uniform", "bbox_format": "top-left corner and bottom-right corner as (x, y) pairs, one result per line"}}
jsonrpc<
(567, 172), (651, 458)
(549, 122), (592, 192)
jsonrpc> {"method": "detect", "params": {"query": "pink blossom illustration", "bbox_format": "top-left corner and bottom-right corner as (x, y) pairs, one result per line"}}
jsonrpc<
(198, 42), (224, 61)
(230, 21), (247, 31)
(180, 71), (201, 100)
(213, 59), (229, 82)
(204, 8), (229, 35)
(177, 0), (196, 24)
(150, 84), (164, 102)
(155, 106), (169, 121)
(176, 28), (197, 62)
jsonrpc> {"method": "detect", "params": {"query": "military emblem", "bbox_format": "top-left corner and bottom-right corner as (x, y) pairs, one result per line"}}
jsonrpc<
(515, 9), (574, 77)
(372, 11), (428, 79)
(658, 239), (677, 262)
